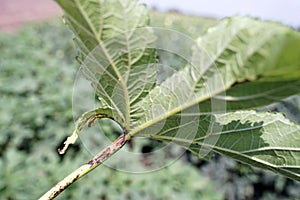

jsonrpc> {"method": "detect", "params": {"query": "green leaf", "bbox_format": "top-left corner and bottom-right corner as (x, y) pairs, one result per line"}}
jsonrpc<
(129, 17), (300, 133)
(56, 0), (157, 130)
(195, 16), (300, 112)
(55, 0), (151, 60)
(199, 77), (300, 112)
(149, 111), (300, 181)
(149, 11), (217, 38)
(56, 0), (300, 181)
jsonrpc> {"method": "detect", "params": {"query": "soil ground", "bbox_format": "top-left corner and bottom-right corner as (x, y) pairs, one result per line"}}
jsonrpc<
(0, 0), (61, 33)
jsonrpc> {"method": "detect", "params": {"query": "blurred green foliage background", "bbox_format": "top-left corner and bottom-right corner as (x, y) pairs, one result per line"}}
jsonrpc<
(0, 12), (299, 200)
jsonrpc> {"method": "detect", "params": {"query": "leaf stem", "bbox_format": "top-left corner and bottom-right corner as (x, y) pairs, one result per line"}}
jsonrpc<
(38, 133), (128, 200)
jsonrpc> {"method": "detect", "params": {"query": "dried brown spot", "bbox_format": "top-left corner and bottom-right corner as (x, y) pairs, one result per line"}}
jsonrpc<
(88, 148), (111, 166)
(51, 174), (81, 198)
(114, 133), (127, 147)
(87, 114), (107, 127)
(87, 133), (128, 167)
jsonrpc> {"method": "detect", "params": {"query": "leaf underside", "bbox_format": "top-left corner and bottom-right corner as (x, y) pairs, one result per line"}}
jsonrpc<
(56, 0), (300, 181)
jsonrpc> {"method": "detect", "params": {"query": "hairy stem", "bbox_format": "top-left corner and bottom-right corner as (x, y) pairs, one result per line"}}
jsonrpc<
(39, 133), (128, 200)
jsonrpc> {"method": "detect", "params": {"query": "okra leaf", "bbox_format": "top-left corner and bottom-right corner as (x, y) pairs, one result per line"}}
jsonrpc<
(56, 0), (300, 181)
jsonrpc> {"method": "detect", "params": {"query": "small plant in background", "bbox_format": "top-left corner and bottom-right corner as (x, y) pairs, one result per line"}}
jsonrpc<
(36, 0), (300, 199)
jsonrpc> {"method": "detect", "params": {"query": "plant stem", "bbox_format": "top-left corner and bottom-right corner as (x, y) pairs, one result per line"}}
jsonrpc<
(39, 133), (128, 200)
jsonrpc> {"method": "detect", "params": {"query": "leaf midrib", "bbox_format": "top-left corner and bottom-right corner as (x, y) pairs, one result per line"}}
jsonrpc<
(129, 23), (280, 137)
(74, 0), (131, 127)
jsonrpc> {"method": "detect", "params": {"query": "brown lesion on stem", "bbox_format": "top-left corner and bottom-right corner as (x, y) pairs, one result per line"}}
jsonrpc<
(51, 174), (80, 198)
(88, 128), (128, 166)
